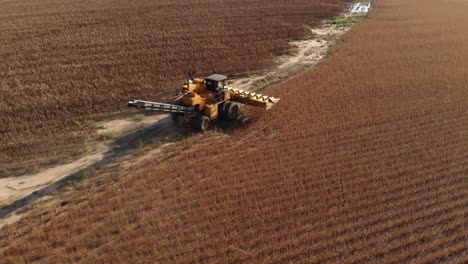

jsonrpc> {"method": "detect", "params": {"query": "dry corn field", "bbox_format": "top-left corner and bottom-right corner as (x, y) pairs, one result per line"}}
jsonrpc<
(1, 0), (468, 263)
(0, 0), (347, 170)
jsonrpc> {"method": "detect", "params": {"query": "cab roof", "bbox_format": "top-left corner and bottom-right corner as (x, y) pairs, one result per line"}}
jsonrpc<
(205, 74), (227, 82)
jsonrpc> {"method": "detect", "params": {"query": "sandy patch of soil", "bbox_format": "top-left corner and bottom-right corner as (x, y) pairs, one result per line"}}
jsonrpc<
(230, 12), (368, 91)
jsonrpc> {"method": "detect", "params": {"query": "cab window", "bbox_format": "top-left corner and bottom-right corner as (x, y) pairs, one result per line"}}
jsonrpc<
(206, 80), (216, 91)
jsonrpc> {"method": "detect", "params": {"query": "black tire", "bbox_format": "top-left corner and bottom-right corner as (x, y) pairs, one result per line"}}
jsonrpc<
(220, 101), (231, 118)
(225, 102), (239, 120)
(195, 115), (211, 131)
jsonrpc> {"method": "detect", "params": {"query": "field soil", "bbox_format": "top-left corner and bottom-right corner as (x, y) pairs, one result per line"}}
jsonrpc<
(1, 0), (468, 263)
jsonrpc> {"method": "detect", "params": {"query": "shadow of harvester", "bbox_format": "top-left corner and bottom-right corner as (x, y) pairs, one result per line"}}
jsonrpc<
(0, 113), (250, 221)
(0, 115), (185, 219)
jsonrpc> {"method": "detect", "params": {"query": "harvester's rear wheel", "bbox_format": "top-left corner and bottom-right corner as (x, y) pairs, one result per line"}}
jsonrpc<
(225, 102), (239, 120)
(195, 115), (211, 132)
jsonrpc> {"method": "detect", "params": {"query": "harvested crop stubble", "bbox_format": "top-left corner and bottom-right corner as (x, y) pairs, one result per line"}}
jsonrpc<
(0, 0), (348, 168)
(1, 0), (468, 262)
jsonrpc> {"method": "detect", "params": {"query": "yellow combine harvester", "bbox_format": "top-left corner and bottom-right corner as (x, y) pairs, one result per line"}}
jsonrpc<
(128, 74), (279, 131)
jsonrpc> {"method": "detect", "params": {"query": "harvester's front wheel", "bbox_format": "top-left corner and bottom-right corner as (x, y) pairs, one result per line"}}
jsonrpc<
(225, 102), (239, 120)
(195, 115), (211, 132)
(221, 101), (230, 116)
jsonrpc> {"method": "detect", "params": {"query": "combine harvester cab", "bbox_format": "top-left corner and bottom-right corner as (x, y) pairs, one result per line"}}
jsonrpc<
(128, 74), (279, 131)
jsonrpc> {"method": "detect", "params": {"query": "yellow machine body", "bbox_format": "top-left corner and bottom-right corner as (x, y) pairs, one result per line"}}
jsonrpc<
(177, 76), (234, 120)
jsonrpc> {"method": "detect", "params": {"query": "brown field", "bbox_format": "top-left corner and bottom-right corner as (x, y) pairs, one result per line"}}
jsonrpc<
(0, 0), (347, 170)
(1, 0), (468, 263)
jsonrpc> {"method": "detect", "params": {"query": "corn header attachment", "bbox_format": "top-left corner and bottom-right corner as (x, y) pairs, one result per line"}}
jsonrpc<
(225, 87), (280, 110)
